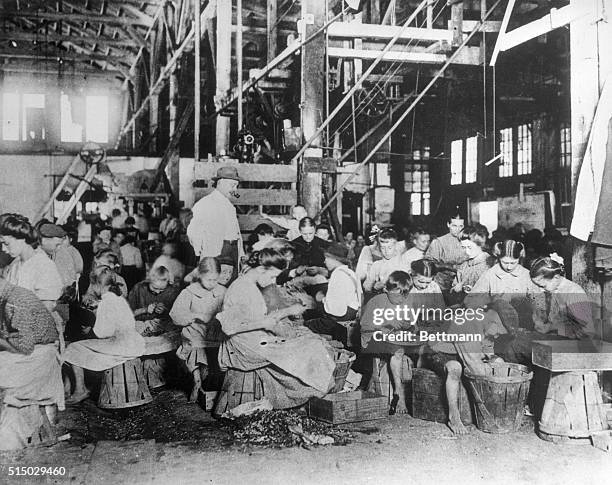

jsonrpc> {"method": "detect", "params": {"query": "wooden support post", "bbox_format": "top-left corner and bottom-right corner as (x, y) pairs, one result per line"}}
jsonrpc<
(216, 0), (232, 155)
(451, 1), (464, 47)
(300, 0), (326, 217)
(237, 0), (243, 130)
(370, 0), (381, 24)
(267, 0), (277, 63)
(194, 0), (201, 161)
(570, 0), (612, 304)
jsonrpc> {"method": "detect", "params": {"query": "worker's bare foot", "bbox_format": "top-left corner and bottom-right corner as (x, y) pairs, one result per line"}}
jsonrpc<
(395, 401), (409, 414)
(448, 418), (468, 435)
(65, 390), (90, 405)
(189, 385), (201, 403)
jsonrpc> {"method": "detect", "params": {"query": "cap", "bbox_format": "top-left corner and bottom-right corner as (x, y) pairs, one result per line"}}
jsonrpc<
(39, 223), (67, 238)
(212, 166), (242, 182)
(323, 242), (350, 264)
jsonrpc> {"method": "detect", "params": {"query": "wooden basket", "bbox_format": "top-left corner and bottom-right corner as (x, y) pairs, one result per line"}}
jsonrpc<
(412, 368), (472, 424)
(330, 349), (356, 393)
(98, 359), (153, 409)
(464, 362), (532, 434)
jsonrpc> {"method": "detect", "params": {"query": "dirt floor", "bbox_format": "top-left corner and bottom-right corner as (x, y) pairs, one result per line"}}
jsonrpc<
(1, 384), (611, 485)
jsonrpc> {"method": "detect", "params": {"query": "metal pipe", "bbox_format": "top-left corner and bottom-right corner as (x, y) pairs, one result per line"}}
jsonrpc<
(290, 0), (429, 165)
(194, 0), (201, 161)
(317, 0), (504, 218)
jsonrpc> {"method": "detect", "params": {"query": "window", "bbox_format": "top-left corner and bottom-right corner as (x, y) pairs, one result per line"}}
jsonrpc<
(450, 139), (463, 185)
(560, 123), (571, 168)
(21, 94), (46, 141)
(499, 127), (513, 177)
(375, 162), (391, 186)
(517, 123), (532, 175)
(2, 93), (19, 141)
(60, 93), (84, 143)
(86, 95), (109, 143)
(405, 164), (430, 215)
(465, 136), (478, 183)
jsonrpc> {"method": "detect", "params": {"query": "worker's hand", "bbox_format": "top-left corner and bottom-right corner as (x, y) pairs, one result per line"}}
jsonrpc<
(295, 265), (307, 276)
(286, 303), (307, 317)
(451, 282), (463, 293)
(384, 320), (404, 331)
(315, 291), (325, 302)
(147, 303), (157, 314)
(153, 303), (167, 315)
(373, 280), (386, 291)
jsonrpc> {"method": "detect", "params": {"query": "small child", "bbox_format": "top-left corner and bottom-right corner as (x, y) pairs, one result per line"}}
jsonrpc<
(170, 258), (226, 401)
(152, 243), (185, 285)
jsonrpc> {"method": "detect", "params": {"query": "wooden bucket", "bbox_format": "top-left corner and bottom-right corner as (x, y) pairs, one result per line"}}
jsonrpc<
(214, 369), (264, 415)
(98, 359), (153, 409)
(539, 371), (608, 439)
(142, 356), (167, 389)
(465, 362), (532, 434)
(412, 368), (472, 424)
(330, 349), (356, 393)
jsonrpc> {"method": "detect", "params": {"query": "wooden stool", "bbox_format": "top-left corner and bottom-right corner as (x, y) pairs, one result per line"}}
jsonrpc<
(412, 368), (472, 425)
(98, 359), (152, 409)
(539, 371), (608, 441)
(142, 356), (167, 389)
(214, 369), (264, 415)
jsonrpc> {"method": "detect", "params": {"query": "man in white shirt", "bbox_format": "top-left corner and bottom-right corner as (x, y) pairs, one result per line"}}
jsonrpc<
(187, 166), (244, 281)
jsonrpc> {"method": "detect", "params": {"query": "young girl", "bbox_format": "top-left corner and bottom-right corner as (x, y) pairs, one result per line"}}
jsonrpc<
(464, 239), (534, 309)
(63, 266), (145, 404)
(529, 256), (595, 339)
(170, 258), (226, 401)
(451, 225), (494, 301)
(82, 250), (128, 308)
(410, 259), (444, 296)
(361, 271), (415, 413)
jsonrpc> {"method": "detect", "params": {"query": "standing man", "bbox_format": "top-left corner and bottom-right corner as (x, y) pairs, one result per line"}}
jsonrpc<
(425, 213), (468, 298)
(187, 166), (244, 281)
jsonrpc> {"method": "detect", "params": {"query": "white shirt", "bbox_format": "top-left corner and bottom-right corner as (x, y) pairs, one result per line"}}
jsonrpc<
(187, 189), (243, 257)
(324, 265), (362, 317)
(120, 244), (143, 268)
(3, 248), (63, 301)
(365, 254), (408, 289)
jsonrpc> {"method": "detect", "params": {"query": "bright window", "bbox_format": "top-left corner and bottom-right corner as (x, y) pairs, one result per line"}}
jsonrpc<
(405, 164), (430, 215)
(375, 162), (391, 186)
(60, 93), (84, 143)
(86, 95), (109, 143)
(560, 123), (571, 168)
(465, 135), (478, 183)
(499, 127), (513, 177)
(21, 93), (45, 141)
(517, 123), (532, 175)
(2, 92), (20, 141)
(450, 139), (463, 185)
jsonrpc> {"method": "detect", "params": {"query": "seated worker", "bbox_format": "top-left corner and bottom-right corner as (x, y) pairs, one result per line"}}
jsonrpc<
(120, 234), (144, 290)
(410, 259), (444, 296)
(82, 250), (128, 308)
(0, 276), (64, 450)
(315, 224), (332, 244)
(304, 242), (362, 347)
(217, 248), (335, 409)
(170, 258), (226, 402)
(361, 271), (417, 414)
(420, 305), (508, 435)
(152, 242), (185, 285)
(355, 227), (385, 282)
(261, 204), (308, 242)
(63, 267), (145, 404)
(450, 225), (494, 304)
(363, 228), (406, 295)
(128, 266), (181, 336)
(464, 239), (537, 310)
(400, 227), (431, 269)
(249, 224), (275, 252)
(291, 217), (328, 275)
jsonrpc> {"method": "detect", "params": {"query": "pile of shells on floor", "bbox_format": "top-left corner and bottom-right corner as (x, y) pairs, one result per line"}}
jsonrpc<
(229, 410), (352, 448)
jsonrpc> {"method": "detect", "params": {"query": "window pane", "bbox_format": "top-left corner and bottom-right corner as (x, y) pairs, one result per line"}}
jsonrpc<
(499, 127), (513, 177)
(517, 123), (532, 175)
(22, 93), (45, 141)
(423, 193), (430, 216)
(560, 124), (571, 168)
(410, 193), (422, 215)
(450, 139), (463, 185)
(2, 93), (19, 141)
(465, 135), (478, 183)
(61, 93), (83, 143)
(86, 95), (109, 143)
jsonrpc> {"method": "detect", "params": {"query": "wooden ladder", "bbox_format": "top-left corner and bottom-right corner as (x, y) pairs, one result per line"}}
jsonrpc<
(55, 164), (99, 225)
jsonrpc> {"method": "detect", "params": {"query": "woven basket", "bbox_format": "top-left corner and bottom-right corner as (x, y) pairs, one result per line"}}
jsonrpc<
(330, 349), (356, 393)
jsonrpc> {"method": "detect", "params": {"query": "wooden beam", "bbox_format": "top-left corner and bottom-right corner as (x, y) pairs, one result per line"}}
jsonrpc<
(0, 48), (130, 64)
(0, 31), (139, 49)
(500, 4), (589, 52)
(267, 0), (277, 63)
(2, 10), (153, 27)
(216, 0), (232, 154)
(327, 46), (482, 65)
(489, 0), (516, 66)
(328, 22), (453, 43)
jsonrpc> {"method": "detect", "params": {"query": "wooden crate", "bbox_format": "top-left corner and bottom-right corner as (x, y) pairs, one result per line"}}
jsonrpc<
(532, 340), (612, 372)
(308, 391), (388, 424)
